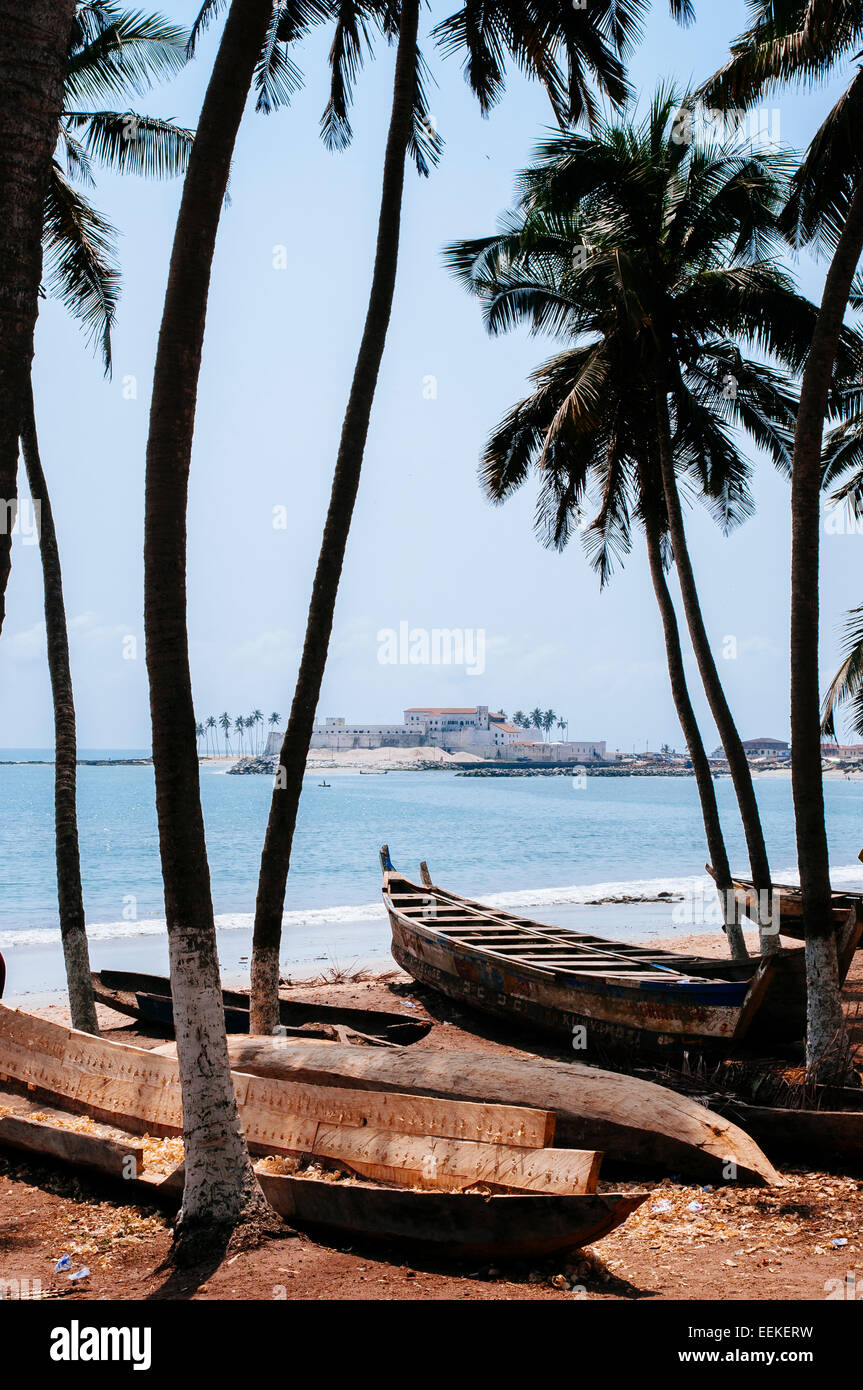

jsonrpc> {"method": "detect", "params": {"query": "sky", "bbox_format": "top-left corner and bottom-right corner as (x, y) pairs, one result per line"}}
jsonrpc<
(0, 1), (856, 754)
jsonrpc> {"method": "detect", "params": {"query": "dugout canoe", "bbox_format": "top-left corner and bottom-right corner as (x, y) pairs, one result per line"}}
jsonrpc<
(203, 1038), (782, 1186)
(0, 1003), (643, 1256)
(714, 1095), (863, 1167)
(0, 1086), (644, 1256)
(90, 969), (431, 1045)
(381, 848), (806, 1058)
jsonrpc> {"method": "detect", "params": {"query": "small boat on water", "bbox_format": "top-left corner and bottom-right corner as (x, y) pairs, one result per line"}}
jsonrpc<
(0, 1003), (644, 1257)
(380, 847), (816, 1059)
(90, 969), (431, 1045)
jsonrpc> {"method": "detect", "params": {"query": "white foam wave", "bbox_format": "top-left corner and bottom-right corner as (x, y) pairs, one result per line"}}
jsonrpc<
(3, 861), (862, 951)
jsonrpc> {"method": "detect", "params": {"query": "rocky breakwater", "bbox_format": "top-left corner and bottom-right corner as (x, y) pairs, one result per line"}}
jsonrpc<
(227, 755), (278, 775)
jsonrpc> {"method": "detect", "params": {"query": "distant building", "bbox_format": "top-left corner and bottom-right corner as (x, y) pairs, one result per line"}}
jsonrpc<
(742, 738), (789, 757)
(822, 743), (863, 760)
(265, 705), (605, 759)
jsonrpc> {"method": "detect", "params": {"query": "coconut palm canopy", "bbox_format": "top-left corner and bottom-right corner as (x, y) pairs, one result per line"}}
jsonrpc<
(47, 2), (196, 370)
(444, 87), (860, 582)
(700, 0), (863, 256)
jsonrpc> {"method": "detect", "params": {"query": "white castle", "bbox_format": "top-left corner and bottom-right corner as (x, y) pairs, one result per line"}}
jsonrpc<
(265, 705), (606, 762)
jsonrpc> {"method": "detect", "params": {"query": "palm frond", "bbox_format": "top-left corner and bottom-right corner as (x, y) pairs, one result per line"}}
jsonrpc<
(42, 161), (120, 373)
(64, 109), (193, 178)
(822, 604), (863, 740)
(65, 3), (189, 105)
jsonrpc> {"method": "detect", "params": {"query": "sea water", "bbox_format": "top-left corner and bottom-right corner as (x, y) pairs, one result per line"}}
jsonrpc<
(2, 753), (862, 995)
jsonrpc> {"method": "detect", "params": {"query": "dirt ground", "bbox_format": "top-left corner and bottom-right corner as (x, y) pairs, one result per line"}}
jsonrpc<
(2, 941), (862, 1303)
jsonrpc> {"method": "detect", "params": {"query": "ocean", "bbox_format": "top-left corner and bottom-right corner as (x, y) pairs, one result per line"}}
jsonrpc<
(2, 752), (863, 995)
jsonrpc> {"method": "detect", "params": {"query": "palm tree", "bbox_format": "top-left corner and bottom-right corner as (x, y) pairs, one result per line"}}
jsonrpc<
(542, 708), (557, 740)
(446, 93), (843, 958)
(0, 0), (77, 639)
(557, 717), (567, 739)
(251, 709), (264, 754)
(196, 721), (205, 753)
(22, 3), (191, 1035)
(512, 709), (526, 729)
(530, 707), (545, 740)
(143, 0), (298, 1263)
(248, 0), (697, 1031)
(234, 716), (246, 755)
(700, 2), (863, 1074)
(220, 710), (232, 754)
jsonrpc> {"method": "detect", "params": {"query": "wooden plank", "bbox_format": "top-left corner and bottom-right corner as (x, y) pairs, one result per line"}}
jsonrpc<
(302, 1127), (601, 1194)
(242, 1076), (555, 1149)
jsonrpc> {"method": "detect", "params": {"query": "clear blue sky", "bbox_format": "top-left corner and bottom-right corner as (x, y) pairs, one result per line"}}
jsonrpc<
(0, 1), (854, 752)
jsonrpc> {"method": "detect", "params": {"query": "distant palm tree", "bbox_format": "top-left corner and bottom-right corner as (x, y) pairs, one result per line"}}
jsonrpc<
(219, 711), (232, 754)
(557, 718), (567, 739)
(251, 709), (264, 754)
(195, 721), (205, 753)
(205, 714), (217, 756)
(542, 709), (557, 740)
(530, 708), (544, 739)
(234, 716), (245, 756)
(512, 710), (526, 729)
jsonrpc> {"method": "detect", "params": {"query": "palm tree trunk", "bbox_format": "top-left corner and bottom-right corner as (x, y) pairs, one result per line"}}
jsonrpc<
(0, 0), (77, 636)
(21, 378), (98, 1034)
(791, 180), (863, 1082)
(653, 376), (777, 954)
(249, 0), (421, 1033)
(642, 496), (748, 960)
(143, 0), (277, 1262)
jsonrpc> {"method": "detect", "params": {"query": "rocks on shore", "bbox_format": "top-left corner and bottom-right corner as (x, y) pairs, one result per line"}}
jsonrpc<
(227, 756), (278, 775)
(456, 764), (699, 778)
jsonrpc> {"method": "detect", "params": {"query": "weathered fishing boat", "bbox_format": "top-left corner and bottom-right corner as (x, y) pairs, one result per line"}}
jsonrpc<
(90, 969), (431, 1045)
(381, 848), (810, 1058)
(0, 1003), (643, 1256)
(715, 869), (863, 949)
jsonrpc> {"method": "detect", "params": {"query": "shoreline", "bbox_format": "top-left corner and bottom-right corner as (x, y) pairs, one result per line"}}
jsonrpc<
(3, 750), (861, 779)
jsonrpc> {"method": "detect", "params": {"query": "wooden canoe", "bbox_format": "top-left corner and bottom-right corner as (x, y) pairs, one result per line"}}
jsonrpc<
(714, 1096), (863, 1166)
(90, 969), (431, 1045)
(381, 848), (806, 1058)
(0, 1004), (644, 1256)
(205, 1038), (783, 1186)
(720, 871), (863, 949)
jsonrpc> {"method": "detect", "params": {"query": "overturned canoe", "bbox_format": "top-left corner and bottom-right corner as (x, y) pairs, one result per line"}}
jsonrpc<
(90, 969), (430, 1045)
(204, 1038), (782, 1186)
(381, 849), (806, 1058)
